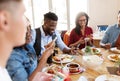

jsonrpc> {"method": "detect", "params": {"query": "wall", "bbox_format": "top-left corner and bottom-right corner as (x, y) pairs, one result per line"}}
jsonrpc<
(88, 0), (120, 32)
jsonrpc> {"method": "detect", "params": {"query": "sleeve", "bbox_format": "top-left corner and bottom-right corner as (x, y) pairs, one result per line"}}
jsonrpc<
(6, 54), (28, 81)
(100, 27), (111, 44)
(90, 27), (93, 34)
(69, 29), (75, 45)
(55, 31), (70, 51)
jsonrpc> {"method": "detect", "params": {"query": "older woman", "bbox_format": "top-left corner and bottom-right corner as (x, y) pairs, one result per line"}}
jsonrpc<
(69, 12), (93, 49)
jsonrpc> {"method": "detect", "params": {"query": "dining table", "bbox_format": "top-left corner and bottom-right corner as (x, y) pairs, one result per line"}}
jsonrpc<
(52, 47), (120, 81)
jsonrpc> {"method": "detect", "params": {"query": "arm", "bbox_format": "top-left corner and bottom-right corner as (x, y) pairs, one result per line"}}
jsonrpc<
(69, 29), (85, 48)
(69, 37), (84, 47)
(6, 55), (28, 81)
(100, 29), (111, 49)
(55, 31), (71, 53)
(28, 41), (55, 81)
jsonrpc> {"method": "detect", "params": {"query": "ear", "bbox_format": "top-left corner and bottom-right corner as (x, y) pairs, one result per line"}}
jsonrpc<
(0, 11), (10, 32)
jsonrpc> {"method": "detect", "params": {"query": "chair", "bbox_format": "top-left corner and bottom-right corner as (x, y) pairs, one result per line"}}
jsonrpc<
(63, 31), (70, 46)
(61, 30), (67, 40)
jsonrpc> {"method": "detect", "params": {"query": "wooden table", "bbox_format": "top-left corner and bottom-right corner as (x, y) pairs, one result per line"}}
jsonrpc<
(68, 48), (118, 81)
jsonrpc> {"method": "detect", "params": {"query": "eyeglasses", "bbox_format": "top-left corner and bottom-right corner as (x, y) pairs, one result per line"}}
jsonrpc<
(79, 19), (87, 22)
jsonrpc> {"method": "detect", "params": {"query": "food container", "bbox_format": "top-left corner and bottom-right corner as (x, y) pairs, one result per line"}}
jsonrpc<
(66, 63), (81, 73)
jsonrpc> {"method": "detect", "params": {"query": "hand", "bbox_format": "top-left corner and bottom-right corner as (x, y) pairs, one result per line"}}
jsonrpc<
(105, 43), (111, 49)
(78, 37), (85, 44)
(70, 47), (79, 55)
(85, 34), (93, 41)
(43, 43), (55, 59)
(33, 72), (53, 81)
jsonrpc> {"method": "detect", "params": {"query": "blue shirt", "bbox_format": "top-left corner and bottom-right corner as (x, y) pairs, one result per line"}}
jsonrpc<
(6, 44), (37, 81)
(101, 24), (120, 47)
(34, 26), (70, 55)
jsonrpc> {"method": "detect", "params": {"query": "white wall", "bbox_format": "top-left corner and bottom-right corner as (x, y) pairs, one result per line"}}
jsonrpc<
(88, 0), (120, 32)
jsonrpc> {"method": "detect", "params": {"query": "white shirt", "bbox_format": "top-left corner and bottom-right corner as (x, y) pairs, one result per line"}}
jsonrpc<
(0, 66), (12, 81)
(40, 26), (70, 54)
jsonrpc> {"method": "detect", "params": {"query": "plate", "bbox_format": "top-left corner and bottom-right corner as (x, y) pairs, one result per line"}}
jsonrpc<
(110, 47), (120, 54)
(82, 47), (101, 55)
(107, 54), (120, 62)
(52, 54), (74, 63)
(42, 64), (62, 74)
(95, 74), (120, 81)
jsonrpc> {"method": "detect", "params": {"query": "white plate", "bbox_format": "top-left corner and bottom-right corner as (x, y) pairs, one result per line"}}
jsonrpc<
(110, 47), (120, 54)
(82, 47), (101, 54)
(95, 74), (120, 81)
(42, 64), (62, 73)
(107, 54), (120, 62)
(52, 54), (74, 63)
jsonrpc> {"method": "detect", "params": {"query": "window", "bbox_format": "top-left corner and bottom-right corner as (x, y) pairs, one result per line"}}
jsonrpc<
(23, 0), (34, 28)
(70, 0), (88, 30)
(32, 0), (49, 28)
(24, 0), (88, 30)
(52, 0), (67, 30)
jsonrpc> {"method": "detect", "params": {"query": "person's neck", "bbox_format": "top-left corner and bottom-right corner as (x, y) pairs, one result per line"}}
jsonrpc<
(0, 41), (13, 68)
(81, 26), (85, 30)
(42, 25), (48, 36)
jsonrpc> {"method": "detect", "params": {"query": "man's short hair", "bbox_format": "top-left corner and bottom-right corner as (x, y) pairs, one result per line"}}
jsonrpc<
(44, 12), (58, 21)
(0, 0), (22, 11)
(0, 0), (21, 3)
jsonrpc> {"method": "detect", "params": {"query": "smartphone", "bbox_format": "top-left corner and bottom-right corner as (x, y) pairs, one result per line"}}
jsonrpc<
(53, 37), (57, 42)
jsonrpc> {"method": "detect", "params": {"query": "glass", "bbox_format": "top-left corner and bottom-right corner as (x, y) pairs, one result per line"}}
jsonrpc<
(79, 19), (87, 22)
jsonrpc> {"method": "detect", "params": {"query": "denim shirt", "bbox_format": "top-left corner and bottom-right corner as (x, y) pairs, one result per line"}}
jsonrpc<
(101, 24), (120, 47)
(6, 44), (37, 81)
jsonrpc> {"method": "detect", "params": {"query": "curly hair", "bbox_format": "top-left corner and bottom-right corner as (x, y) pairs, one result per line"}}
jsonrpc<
(44, 12), (58, 21)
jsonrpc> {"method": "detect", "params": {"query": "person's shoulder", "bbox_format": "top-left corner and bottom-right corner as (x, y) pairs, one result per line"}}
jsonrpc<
(9, 48), (25, 60)
(106, 24), (117, 31)
(54, 30), (61, 35)
(86, 26), (93, 31)
(86, 26), (92, 29)
(70, 28), (75, 33)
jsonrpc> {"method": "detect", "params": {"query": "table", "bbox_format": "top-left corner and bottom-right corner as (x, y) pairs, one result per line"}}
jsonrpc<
(69, 48), (117, 81)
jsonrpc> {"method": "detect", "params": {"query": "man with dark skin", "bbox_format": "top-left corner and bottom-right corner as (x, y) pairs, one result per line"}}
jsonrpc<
(34, 12), (75, 56)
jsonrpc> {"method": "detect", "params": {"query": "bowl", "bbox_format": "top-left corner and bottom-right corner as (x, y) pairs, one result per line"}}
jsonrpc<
(82, 55), (103, 68)
(66, 63), (80, 73)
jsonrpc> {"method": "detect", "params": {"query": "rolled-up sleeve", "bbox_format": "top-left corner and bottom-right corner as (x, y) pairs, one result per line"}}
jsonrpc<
(101, 31), (109, 44)
(55, 31), (70, 51)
